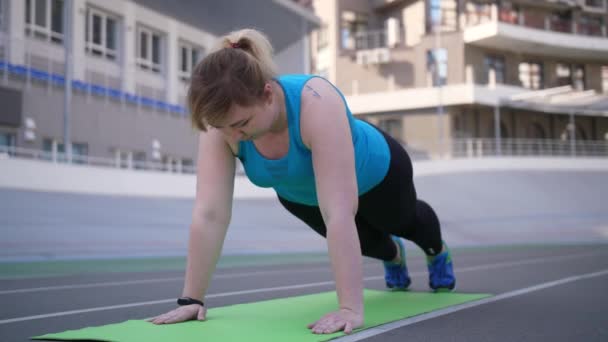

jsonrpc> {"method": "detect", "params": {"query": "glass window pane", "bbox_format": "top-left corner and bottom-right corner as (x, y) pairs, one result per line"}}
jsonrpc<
(92, 14), (102, 44)
(106, 18), (116, 50)
(85, 11), (89, 42)
(140, 31), (148, 59)
(26, 0), (32, 24)
(51, 0), (63, 33)
(35, 0), (46, 27)
(181, 46), (187, 72)
(152, 34), (160, 64)
(192, 49), (199, 69)
(42, 138), (53, 152)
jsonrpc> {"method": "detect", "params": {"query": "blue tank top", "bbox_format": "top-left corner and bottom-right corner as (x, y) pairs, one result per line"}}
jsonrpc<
(237, 74), (390, 206)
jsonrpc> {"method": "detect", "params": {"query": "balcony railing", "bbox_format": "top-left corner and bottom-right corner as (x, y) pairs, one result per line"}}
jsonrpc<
(465, 6), (607, 37)
(348, 28), (406, 50)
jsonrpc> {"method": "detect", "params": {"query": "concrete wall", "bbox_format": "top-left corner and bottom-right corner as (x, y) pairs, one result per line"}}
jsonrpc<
(0, 157), (274, 199)
(3, 156), (608, 199)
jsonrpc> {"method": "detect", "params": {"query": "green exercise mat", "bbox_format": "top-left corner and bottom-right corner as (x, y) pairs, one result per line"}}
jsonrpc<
(33, 289), (490, 342)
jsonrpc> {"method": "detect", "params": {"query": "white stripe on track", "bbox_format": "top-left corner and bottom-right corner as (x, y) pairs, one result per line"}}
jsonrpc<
(0, 251), (603, 324)
(0, 264), (375, 295)
(0, 251), (598, 295)
(334, 268), (608, 341)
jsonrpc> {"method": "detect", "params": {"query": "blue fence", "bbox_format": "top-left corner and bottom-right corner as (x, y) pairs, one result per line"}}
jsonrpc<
(0, 59), (188, 116)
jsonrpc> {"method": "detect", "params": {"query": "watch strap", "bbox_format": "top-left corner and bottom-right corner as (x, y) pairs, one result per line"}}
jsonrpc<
(177, 296), (205, 307)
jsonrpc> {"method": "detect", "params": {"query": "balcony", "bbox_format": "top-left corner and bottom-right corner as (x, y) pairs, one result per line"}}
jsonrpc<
(344, 28), (405, 65)
(464, 14), (608, 61)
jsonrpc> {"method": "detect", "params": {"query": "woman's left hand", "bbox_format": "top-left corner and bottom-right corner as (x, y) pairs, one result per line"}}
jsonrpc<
(307, 308), (364, 335)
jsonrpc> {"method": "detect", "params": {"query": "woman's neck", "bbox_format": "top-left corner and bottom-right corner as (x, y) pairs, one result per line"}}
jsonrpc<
(269, 82), (288, 134)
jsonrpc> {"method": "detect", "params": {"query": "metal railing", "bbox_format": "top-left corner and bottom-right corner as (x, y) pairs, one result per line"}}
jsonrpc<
(2, 139), (606, 177)
(0, 145), (197, 174)
(407, 138), (608, 159)
(351, 28), (406, 50)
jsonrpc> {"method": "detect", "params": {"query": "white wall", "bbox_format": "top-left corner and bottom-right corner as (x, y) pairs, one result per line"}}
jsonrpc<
(2, 156), (607, 198)
(0, 157), (275, 199)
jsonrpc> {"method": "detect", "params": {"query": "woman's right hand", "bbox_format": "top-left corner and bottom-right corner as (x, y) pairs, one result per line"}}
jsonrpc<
(146, 304), (207, 324)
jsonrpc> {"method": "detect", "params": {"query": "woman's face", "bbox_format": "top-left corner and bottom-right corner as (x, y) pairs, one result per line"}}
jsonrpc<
(213, 83), (281, 142)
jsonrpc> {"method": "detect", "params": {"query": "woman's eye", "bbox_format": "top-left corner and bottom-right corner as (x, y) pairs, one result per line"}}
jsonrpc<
(239, 120), (250, 127)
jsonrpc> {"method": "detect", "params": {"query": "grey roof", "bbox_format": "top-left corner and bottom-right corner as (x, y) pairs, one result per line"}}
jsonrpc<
(502, 85), (608, 117)
(133, 0), (320, 52)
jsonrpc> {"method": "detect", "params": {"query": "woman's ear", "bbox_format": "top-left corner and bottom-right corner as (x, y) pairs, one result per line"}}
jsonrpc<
(263, 82), (274, 104)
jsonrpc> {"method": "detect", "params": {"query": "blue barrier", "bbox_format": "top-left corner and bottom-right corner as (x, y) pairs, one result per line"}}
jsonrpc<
(51, 74), (65, 86)
(30, 68), (50, 82)
(8, 64), (27, 76)
(90, 84), (107, 96)
(108, 88), (122, 100)
(0, 59), (187, 114)
(140, 97), (155, 107)
(72, 80), (89, 91)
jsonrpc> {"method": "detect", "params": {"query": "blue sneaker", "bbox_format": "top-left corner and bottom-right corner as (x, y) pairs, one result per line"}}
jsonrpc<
(383, 236), (411, 290)
(427, 242), (456, 292)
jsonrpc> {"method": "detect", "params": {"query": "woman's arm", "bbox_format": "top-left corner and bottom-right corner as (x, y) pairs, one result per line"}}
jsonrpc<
(182, 129), (236, 301)
(150, 129), (236, 324)
(300, 77), (364, 334)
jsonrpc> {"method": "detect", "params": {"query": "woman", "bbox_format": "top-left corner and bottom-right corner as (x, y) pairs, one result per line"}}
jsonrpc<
(149, 28), (455, 335)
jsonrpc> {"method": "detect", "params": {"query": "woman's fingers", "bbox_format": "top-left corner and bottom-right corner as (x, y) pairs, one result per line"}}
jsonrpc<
(197, 305), (207, 321)
(147, 305), (201, 325)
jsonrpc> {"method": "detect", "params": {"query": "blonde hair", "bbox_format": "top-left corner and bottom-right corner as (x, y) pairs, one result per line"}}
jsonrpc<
(188, 28), (278, 131)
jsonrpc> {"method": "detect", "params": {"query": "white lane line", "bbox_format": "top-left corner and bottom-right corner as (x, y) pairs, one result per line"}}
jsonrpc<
(0, 251), (602, 325)
(334, 268), (608, 342)
(0, 264), (374, 295)
(0, 251), (598, 295)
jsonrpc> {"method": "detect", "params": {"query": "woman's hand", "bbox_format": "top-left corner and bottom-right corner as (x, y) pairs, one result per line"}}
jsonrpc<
(308, 308), (363, 335)
(146, 304), (206, 325)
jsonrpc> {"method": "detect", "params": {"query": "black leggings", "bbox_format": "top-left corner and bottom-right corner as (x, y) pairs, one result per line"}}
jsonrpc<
(278, 129), (443, 262)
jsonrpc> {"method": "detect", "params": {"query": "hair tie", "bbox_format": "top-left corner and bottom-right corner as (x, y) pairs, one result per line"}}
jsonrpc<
(230, 42), (240, 49)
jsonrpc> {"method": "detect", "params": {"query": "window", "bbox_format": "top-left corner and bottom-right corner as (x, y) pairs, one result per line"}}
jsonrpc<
(572, 65), (585, 91)
(428, 0), (441, 32)
(179, 41), (203, 81)
(0, 0), (4, 32)
(578, 15), (604, 36)
(0, 132), (15, 150)
(85, 8), (118, 60)
(25, 0), (64, 44)
(427, 48), (447, 86)
(341, 11), (368, 50)
(602, 66), (608, 94)
(484, 55), (505, 84)
(42, 139), (88, 163)
(519, 62), (543, 89)
(585, 0), (605, 8)
(466, 0), (492, 27)
(556, 63), (585, 90)
(317, 24), (329, 50)
(556, 63), (571, 87)
(378, 119), (402, 141)
(137, 26), (163, 73)
(182, 158), (194, 173)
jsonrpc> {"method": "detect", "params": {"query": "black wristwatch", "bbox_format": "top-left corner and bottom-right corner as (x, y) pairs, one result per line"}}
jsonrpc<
(177, 296), (205, 307)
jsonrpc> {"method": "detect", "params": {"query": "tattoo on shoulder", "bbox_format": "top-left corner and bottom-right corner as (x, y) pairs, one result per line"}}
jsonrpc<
(305, 85), (321, 99)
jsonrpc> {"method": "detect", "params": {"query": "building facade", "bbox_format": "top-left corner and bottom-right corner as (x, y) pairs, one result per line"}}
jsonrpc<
(310, 0), (608, 158)
(0, 0), (318, 171)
